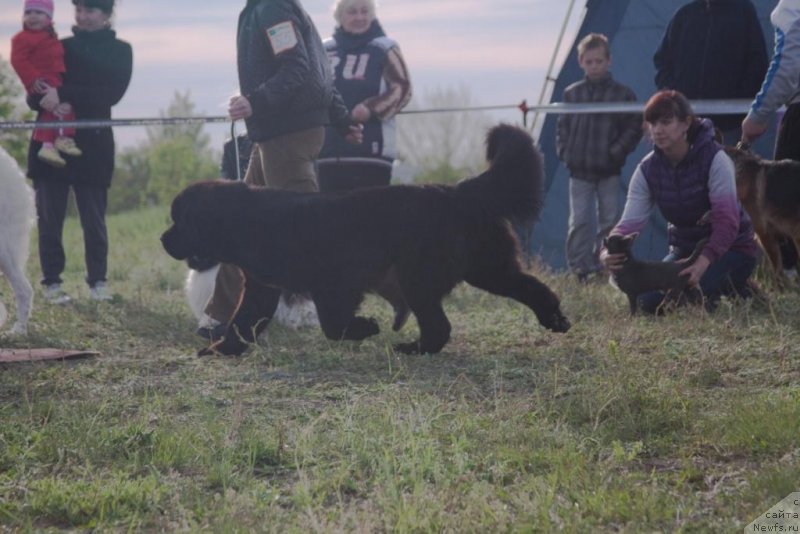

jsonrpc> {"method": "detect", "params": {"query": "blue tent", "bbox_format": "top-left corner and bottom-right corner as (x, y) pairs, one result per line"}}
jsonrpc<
(531, 0), (779, 269)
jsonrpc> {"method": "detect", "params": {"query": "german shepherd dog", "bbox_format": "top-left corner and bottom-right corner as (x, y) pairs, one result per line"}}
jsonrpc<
(724, 144), (800, 278)
(604, 233), (707, 314)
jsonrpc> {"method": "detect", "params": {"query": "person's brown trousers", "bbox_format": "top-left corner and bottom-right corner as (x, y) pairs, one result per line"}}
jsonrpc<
(204, 127), (324, 323)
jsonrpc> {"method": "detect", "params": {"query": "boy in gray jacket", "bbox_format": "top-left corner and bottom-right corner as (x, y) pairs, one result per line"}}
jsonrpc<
(557, 33), (642, 281)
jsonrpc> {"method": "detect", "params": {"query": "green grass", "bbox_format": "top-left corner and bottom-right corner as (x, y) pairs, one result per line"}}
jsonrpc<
(1, 205), (798, 531)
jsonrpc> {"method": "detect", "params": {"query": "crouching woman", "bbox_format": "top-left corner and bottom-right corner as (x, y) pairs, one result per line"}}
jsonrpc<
(601, 90), (759, 312)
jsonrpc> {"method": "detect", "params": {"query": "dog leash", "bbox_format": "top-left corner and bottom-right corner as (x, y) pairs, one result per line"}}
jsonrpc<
(231, 120), (243, 182)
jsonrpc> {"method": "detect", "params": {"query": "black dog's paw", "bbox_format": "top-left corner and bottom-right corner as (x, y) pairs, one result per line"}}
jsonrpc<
(344, 316), (380, 340)
(536, 310), (571, 333)
(393, 340), (443, 355)
(197, 336), (248, 357)
(393, 341), (421, 354)
(546, 313), (571, 333)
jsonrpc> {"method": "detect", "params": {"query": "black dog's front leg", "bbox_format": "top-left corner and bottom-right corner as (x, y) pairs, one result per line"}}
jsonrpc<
(199, 274), (280, 357)
(313, 289), (380, 342)
(393, 299), (451, 355)
(627, 293), (639, 315)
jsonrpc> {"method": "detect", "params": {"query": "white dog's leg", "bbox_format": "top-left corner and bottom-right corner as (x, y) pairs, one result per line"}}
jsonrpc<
(185, 265), (220, 322)
(0, 256), (33, 335)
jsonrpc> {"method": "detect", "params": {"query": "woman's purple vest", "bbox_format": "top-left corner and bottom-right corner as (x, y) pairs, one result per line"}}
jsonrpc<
(640, 119), (753, 257)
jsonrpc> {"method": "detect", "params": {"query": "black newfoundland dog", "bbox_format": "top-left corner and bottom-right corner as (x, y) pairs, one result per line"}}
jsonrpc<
(161, 124), (570, 356)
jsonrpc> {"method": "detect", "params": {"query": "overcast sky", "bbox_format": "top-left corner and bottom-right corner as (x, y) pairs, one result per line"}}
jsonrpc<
(0, 0), (584, 149)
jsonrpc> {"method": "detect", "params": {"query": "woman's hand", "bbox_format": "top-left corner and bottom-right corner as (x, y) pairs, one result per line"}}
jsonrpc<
(679, 254), (710, 287)
(228, 95), (252, 121)
(40, 86), (60, 112)
(54, 102), (73, 118)
(599, 247), (626, 272)
(32, 78), (51, 94)
(351, 103), (371, 123)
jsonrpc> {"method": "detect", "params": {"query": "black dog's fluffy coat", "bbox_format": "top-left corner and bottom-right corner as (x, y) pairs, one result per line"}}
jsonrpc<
(161, 124), (570, 356)
(605, 234), (707, 314)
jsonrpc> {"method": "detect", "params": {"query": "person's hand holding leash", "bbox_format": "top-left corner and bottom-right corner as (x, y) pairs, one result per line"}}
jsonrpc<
(350, 103), (371, 123)
(228, 95), (252, 121)
(345, 123), (363, 144)
(741, 116), (768, 144)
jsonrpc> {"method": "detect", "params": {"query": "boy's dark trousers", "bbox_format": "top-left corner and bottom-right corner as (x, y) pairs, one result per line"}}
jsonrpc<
(34, 179), (108, 287)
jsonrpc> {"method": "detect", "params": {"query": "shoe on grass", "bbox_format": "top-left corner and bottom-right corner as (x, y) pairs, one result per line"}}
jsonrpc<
(89, 282), (113, 301)
(37, 145), (66, 168)
(43, 283), (71, 305)
(196, 323), (226, 341)
(55, 136), (82, 156)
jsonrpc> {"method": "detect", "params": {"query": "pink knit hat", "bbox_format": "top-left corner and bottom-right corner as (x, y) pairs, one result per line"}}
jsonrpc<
(24, 0), (54, 18)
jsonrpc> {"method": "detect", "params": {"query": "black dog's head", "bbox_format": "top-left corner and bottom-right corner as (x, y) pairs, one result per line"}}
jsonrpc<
(161, 181), (246, 270)
(603, 233), (636, 256)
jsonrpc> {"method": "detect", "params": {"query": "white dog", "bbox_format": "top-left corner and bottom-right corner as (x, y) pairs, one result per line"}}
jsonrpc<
(0, 146), (35, 335)
(185, 265), (318, 333)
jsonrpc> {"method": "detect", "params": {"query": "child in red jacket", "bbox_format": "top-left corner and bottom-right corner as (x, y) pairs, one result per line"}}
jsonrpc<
(11, 0), (82, 168)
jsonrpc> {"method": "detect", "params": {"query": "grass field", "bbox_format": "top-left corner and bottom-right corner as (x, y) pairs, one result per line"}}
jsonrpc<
(1, 205), (798, 532)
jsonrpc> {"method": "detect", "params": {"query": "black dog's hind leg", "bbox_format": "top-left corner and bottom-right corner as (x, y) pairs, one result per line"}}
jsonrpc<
(373, 268), (410, 331)
(393, 293), (452, 355)
(466, 269), (571, 333)
(313, 288), (380, 341)
(199, 275), (280, 357)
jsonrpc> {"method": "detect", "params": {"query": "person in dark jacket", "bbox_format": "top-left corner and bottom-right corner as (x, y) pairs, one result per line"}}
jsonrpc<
(203, 0), (363, 338)
(601, 91), (759, 314)
(556, 33), (642, 281)
(27, 0), (132, 304)
(653, 0), (768, 141)
(317, 0), (412, 193)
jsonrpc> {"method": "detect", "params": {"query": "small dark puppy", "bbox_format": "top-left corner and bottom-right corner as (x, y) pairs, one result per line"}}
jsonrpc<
(604, 234), (707, 314)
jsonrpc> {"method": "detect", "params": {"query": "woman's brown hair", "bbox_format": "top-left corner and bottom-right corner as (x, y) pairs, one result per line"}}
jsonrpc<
(643, 90), (693, 124)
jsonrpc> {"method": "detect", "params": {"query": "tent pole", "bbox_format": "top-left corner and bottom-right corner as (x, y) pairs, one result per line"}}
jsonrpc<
(530, 0), (581, 135)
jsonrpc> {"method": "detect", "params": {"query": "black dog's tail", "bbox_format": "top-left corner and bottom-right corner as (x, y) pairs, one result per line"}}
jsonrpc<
(454, 123), (545, 222)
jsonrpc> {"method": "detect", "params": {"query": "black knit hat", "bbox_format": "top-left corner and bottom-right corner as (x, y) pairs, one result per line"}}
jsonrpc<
(72, 0), (114, 15)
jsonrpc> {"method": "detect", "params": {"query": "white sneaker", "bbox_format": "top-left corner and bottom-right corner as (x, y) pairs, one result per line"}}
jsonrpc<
(89, 282), (113, 301)
(54, 136), (82, 156)
(274, 296), (319, 329)
(37, 145), (66, 168)
(43, 283), (71, 304)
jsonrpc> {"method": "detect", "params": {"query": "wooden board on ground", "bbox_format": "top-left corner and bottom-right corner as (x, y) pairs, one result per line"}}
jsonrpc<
(0, 348), (101, 364)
